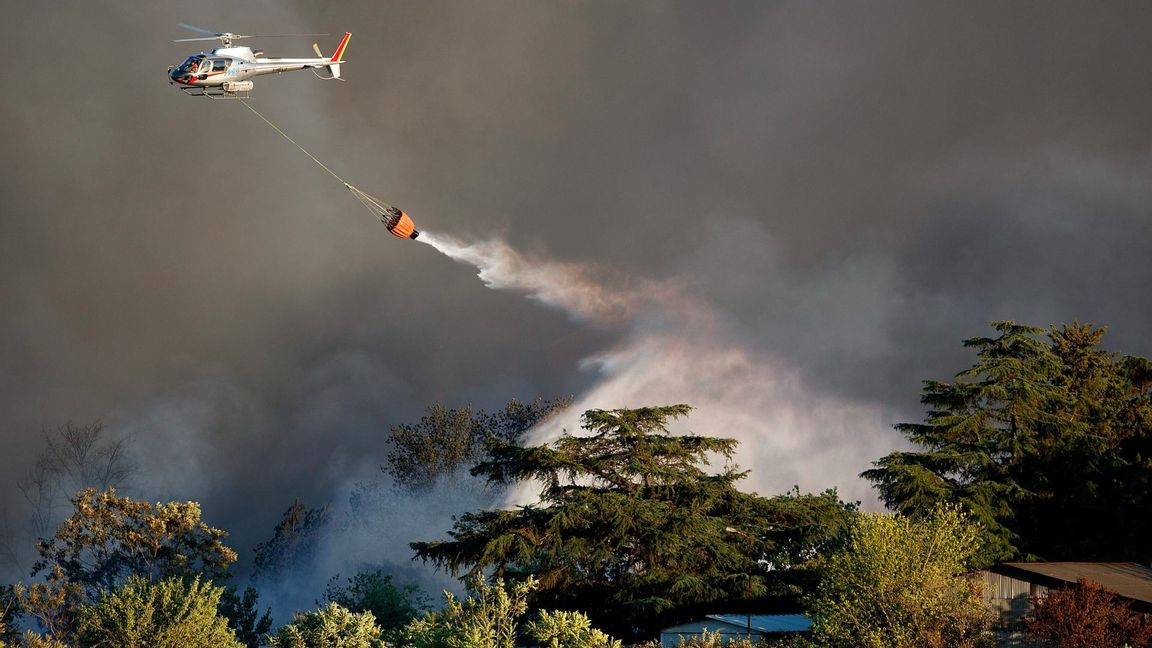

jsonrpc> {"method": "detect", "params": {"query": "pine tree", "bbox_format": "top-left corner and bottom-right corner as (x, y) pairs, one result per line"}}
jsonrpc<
(412, 405), (854, 637)
(864, 321), (1152, 565)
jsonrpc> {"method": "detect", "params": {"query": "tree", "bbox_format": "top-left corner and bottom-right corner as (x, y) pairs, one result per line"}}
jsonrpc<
(323, 569), (430, 636)
(76, 576), (244, 648)
(218, 585), (273, 648)
(19, 422), (134, 542)
(805, 505), (993, 648)
(5, 580), (69, 648)
(386, 398), (569, 491)
(2, 422), (134, 572)
(864, 321), (1152, 565)
(32, 487), (236, 598)
(21, 487), (236, 639)
(1024, 578), (1152, 648)
(252, 499), (331, 582)
(412, 405), (855, 637)
(268, 603), (384, 648)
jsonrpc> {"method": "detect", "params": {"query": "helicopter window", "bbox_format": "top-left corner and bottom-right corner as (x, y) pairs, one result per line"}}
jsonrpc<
(178, 57), (202, 74)
(212, 59), (227, 72)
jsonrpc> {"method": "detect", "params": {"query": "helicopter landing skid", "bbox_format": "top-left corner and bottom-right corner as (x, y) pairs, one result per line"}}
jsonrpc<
(179, 86), (251, 100)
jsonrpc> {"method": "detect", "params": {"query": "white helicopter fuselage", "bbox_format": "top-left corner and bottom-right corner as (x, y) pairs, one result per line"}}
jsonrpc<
(169, 33), (349, 95)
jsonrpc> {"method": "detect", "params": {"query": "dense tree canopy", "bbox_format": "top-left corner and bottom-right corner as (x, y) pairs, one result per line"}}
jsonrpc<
(412, 405), (855, 637)
(32, 487), (236, 598)
(16, 487), (236, 640)
(864, 321), (1152, 565)
(386, 398), (569, 491)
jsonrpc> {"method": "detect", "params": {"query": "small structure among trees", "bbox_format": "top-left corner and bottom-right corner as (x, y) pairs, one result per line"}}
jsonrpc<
(658, 614), (811, 647)
(981, 562), (1152, 645)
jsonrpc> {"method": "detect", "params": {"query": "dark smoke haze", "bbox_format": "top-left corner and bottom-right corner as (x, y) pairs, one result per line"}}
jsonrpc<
(3, 0), (1152, 608)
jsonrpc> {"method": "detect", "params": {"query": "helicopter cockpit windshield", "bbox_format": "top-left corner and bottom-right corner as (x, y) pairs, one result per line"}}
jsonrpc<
(170, 55), (208, 85)
(174, 55), (204, 76)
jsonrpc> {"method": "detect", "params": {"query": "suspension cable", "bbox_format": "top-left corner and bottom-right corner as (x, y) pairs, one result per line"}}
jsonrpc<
(237, 98), (405, 226)
(239, 99), (349, 188)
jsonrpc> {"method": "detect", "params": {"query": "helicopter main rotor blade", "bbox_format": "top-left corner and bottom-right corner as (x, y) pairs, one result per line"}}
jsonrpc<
(173, 37), (223, 43)
(177, 23), (222, 36)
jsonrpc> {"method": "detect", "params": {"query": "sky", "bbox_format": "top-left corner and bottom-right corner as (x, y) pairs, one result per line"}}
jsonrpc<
(2, 0), (1152, 597)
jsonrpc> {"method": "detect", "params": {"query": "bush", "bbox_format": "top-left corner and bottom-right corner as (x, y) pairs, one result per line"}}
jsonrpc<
(76, 576), (242, 648)
(1024, 578), (1152, 648)
(323, 569), (430, 634)
(268, 602), (385, 648)
(806, 506), (993, 648)
(523, 610), (621, 648)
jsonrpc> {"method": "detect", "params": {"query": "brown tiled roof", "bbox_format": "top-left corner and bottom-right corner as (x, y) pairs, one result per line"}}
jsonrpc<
(995, 562), (1152, 605)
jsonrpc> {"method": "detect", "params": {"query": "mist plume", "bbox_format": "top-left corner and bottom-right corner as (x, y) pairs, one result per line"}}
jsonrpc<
(419, 231), (894, 504)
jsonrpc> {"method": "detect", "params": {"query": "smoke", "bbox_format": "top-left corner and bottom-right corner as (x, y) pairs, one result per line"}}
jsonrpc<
(417, 232), (666, 326)
(6, 0), (1152, 620)
(419, 231), (896, 505)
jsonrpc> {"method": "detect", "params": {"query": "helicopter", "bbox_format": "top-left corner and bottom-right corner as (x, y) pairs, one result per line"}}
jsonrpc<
(169, 24), (350, 98)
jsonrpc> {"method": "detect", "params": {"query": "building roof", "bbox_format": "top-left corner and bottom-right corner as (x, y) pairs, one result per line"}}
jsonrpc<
(994, 562), (1152, 605)
(708, 614), (812, 633)
(661, 614), (812, 635)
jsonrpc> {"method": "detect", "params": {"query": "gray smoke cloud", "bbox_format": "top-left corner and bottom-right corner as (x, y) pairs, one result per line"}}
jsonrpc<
(3, 0), (1152, 604)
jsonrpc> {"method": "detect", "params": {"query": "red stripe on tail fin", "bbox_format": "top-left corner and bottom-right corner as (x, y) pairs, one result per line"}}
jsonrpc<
(330, 32), (351, 61)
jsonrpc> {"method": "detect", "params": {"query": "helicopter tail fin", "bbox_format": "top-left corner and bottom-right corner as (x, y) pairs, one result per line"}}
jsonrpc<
(329, 33), (350, 62)
(322, 32), (349, 79)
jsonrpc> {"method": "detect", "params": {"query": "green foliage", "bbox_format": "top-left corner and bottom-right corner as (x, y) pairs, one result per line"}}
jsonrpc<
(806, 505), (992, 648)
(386, 398), (570, 491)
(1024, 578), (1152, 648)
(399, 574), (534, 648)
(76, 575), (244, 648)
(32, 487), (237, 599)
(252, 499), (332, 582)
(864, 321), (1152, 564)
(323, 569), (430, 634)
(218, 585), (273, 648)
(412, 405), (855, 637)
(16, 488), (235, 641)
(522, 610), (622, 648)
(268, 603), (385, 648)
